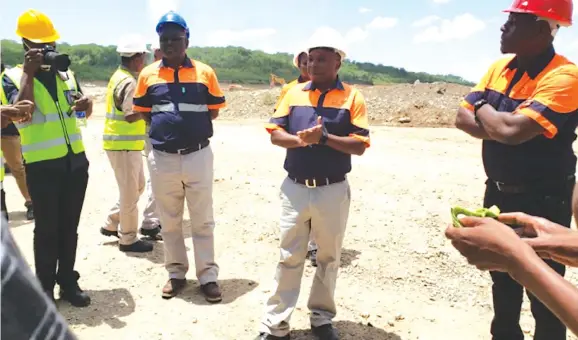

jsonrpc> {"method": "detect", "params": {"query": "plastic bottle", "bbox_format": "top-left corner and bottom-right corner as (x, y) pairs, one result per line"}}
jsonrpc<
(75, 110), (87, 128)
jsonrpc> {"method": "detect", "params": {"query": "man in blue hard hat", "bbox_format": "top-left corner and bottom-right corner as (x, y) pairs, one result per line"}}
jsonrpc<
(133, 11), (226, 302)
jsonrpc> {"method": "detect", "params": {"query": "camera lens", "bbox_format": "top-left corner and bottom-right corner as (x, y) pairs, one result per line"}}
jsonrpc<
(43, 50), (71, 72)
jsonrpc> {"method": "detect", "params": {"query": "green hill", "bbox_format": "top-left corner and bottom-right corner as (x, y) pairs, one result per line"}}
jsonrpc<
(1, 39), (474, 86)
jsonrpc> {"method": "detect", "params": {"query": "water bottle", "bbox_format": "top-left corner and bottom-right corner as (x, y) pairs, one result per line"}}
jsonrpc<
(75, 110), (87, 128)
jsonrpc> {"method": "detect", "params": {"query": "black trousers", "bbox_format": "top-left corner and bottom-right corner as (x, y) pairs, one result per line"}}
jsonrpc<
(26, 162), (89, 293)
(483, 179), (574, 340)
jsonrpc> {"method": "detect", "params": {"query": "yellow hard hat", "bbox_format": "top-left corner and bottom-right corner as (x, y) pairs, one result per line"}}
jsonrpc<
(16, 9), (60, 43)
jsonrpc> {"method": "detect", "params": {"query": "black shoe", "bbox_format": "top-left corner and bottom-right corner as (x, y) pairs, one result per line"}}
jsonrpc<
(59, 278), (90, 307)
(255, 333), (290, 340)
(100, 227), (119, 238)
(311, 324), (338, 340)
(119, 239), (153, 253)
(309, 249), (318, 267)
(25, 202), (34, 220)
(140, 225), (162, 240)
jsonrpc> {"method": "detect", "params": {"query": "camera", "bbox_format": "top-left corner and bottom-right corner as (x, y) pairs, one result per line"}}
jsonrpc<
(42, 45), (71, 72)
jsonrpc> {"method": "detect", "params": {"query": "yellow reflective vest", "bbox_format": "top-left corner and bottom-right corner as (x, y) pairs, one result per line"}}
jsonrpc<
(103, 68), (146, 151)
(0, 150), (4, 189)
(0, 66), (85, 164)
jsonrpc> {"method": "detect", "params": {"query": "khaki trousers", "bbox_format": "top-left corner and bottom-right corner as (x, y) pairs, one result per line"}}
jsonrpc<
(104, 150), (154, 245)
(261, 177), (351, 337)
(0, 135), (31, 202)
(148, 145), (218, 284)
(142, 135), (159, 229)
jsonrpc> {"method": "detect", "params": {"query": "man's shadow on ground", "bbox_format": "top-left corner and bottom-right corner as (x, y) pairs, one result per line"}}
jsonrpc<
(59, 288), (135, 329)
(291, 321), (402, 340)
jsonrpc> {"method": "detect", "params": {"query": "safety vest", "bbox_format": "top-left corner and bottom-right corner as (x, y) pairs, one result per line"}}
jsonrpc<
(0, 66), (85, 164)
(103, 68), (146, 151)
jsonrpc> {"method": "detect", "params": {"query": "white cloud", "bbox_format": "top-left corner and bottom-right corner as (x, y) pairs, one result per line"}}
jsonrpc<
(367, 16), (399, 30)
(432, 0), (451, 3)
(207, 28), (277, 45)
(147, 0), (182, 25)
(345, 27), (369, 43)
(413, 13), (486, 43)
(412, 15), (441, 28)
(359, 7), (372, 14)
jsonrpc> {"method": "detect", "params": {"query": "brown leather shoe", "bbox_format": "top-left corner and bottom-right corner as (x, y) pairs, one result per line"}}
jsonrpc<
(161, 279), (186, 299)
(200, 282), (222, 303)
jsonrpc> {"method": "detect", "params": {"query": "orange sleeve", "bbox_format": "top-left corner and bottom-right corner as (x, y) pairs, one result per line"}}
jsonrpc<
(515, 68), (578, 139)
(266, 89), (291, 133)
(274, 85), (290, 112)
(460, 63), (496, 111)
(207, 69), (226, 110)
(132, 70), (152, 113)
(349, 90), (370, 147)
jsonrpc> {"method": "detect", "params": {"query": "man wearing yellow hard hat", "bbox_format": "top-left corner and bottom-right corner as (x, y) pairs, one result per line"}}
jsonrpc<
(1, 9), (93, 307)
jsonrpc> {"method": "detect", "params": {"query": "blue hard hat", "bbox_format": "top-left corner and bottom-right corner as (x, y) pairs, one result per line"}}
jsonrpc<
(156, 11), (189, 38)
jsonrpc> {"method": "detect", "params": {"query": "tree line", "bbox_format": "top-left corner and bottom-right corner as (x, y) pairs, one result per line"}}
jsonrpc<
(1, 39), (474, 86)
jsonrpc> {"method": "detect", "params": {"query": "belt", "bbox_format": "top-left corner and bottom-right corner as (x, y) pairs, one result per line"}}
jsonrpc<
(153, 140), (210, 155)
(491, 174), (575, 194)
(288, 174), (345, 188)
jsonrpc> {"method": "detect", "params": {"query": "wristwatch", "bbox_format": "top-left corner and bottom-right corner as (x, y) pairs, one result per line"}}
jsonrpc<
(318, 124), (329, 145)
(473, 99), (488, 122)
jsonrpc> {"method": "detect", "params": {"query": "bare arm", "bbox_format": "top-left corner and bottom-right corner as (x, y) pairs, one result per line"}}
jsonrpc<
(455, 107), (493, 140)
(510, 250), (578, 335)
(475, 104), (545, 145)
(270, 129), (306, 149)
(14, 72), (35, 104)
(326, 135), (366, 156)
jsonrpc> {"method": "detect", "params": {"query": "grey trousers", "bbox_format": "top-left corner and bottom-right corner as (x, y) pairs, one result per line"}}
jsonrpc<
(261, 176), (351, 337)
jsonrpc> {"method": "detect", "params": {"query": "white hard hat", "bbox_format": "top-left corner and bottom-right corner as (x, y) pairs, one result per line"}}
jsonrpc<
(293, 50), (308, 68)
(306, 27), (347, 62)
(116, 34), (150, 57)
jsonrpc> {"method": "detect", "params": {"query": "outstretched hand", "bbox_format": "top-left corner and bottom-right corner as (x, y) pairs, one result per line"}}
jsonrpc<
(445, 216), (531, 272)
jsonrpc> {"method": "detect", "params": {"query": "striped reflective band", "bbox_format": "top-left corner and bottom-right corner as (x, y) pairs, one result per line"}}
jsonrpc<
(151, 103), (208, 112)
(102, 135), (147, 141)
(15, 110), (64, 128)
(20, 134), (82, 153)
(105, 112), (125, 121)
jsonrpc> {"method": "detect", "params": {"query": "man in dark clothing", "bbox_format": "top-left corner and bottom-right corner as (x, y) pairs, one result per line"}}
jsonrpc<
(1, 9), (93, 307)
(455, 1), (578, 339)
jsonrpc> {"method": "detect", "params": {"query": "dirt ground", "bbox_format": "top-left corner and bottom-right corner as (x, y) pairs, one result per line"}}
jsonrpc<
(4, 84), (578, 340)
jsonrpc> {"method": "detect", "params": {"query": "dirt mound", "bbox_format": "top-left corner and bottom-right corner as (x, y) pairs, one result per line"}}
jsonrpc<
(83, 81), (472, 128)
(218, 82), (471, 128)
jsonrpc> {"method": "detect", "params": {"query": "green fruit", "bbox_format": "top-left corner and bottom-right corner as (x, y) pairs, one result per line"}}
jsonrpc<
(450, 205), (501, 228)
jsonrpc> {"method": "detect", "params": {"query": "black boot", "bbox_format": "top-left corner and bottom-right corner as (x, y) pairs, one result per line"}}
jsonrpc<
(59, 271), (90, 307)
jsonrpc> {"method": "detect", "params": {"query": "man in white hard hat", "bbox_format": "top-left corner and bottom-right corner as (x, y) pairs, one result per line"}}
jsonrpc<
(150, 40), (162, 62)
(257, 38), (370, 340)
(99, 34), (161, 252)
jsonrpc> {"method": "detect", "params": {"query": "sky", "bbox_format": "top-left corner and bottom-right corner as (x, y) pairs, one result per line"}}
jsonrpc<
(2, 0), (578, 82)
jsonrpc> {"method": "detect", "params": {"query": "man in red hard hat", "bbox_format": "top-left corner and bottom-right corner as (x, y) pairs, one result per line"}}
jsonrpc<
(455, 0), (578, 339)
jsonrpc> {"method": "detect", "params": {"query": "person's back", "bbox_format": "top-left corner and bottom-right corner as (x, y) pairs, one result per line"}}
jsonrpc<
(1, 216), (77, 340)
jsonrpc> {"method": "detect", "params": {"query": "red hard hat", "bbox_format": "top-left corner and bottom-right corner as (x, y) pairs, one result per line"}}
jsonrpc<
(503, 0), (573, 26)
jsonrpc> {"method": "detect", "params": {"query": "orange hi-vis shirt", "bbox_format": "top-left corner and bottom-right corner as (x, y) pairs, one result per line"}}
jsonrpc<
(461, 46), (578, 183)
(273, 76), (308, 112)
(132, 56), (226, 152)
(266, 77), (370, 179)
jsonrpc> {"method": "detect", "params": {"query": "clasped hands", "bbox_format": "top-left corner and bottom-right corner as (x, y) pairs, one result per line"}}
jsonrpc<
(445, 212), (578, 272)
(1, 100), (35, 125)
(295, 116), (324, 147)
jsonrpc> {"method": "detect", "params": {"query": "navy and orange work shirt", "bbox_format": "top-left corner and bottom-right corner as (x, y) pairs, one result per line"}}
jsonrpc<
(461, 46), (578, 184)
(132, 56), (226, 151)
(273, 75), (307, 112)
(266, 78), (370, 179)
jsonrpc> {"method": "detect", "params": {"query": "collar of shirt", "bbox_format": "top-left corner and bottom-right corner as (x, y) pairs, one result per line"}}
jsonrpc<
(158, 55), (194, 69)
(302, 76), (344, 92)
(506, 45), (555, 79)
(297, 75), (308, 83)
(118, 65), (139, 79)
